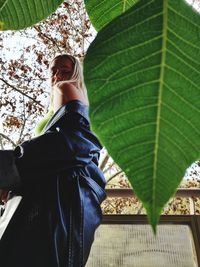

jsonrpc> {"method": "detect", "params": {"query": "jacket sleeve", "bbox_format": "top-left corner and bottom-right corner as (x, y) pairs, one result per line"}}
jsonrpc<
(0, 100), (102, 190)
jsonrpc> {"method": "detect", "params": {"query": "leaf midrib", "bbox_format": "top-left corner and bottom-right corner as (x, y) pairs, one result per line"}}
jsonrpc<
(152, 0), (168, 211)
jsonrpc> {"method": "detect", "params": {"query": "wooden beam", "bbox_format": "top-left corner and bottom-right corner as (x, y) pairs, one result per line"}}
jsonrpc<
(105, 188), (200, 198)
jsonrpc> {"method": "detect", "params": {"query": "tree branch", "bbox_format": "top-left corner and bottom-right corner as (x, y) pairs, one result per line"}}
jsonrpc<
(107, 170), (123, 183)
(0, 133), (16, 148)
(0, 78), (44, 108)
(33, 25), (61, 52)
(100, 152), (110, 171)
(103, 161), (115, 174)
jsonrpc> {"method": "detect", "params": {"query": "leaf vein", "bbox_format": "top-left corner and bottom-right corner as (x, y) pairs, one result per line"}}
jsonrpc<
(168, 27), (200, 50)
(160, 117), (197, 151)
(167, 49), (200, 76)
(167, 39), (200, 66)
(162, 103), (200, 137)
(91, 80), (159, 117)
(169, 5), (200, 30)
(94, 10), (162, 53)
(164, 82), (200, 114)
(116, 140), (155, 158)
(112, 122), (156, 139)
(91, 34), (162, 74)
(98, 103), (157, 130)
(165, 65), (200, 92)
(160, 132), (189, 163)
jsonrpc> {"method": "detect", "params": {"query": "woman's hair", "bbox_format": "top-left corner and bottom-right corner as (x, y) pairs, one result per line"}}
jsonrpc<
(49, 54), (89, 105)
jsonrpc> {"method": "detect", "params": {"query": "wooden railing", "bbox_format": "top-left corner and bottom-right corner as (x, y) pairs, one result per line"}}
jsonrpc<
(105, 188), (200, 198)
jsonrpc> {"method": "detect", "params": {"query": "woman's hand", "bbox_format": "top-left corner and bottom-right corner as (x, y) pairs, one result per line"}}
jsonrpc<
(53, 81), (87, 112)
(53, 80), (76, 95)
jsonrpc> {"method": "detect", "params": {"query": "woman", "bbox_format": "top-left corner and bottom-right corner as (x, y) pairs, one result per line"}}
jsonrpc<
(0, 54), (106, 267)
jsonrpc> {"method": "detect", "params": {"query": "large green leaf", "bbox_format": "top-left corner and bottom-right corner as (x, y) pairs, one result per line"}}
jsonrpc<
(85, 0), (138, 31)
(0, 0), (63, 30)
(84, 0), (200, 231)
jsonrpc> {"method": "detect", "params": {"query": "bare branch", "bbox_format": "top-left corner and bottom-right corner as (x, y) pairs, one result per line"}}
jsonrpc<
(18, 96), (27, 143)
(103, 161), (115, 174)
(99, 152), (110, 171)
(0, 136), (4, 149)
(107, 170), (123, 183)
(0, 78), (44, 108)
(0, 133), (16, 148)
(33, 25), (62, 53)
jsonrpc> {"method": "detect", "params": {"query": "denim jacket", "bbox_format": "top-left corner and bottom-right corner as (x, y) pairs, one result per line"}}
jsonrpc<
(0, 100), (106, 267)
